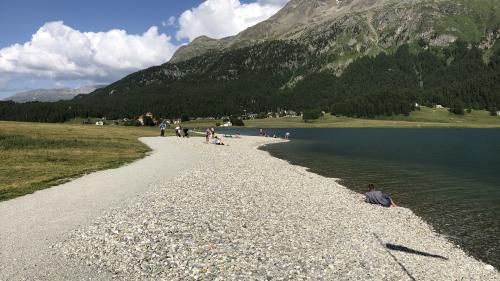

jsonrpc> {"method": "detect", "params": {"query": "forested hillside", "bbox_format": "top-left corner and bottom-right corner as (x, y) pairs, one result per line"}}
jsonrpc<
(0, 40), (499, 122)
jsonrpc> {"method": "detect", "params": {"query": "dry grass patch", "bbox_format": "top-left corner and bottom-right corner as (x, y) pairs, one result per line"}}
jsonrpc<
(0, 122), (161, 201)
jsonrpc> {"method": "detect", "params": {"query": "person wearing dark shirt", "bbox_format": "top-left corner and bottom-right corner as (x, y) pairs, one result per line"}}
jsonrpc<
(364, 184), (397, 207)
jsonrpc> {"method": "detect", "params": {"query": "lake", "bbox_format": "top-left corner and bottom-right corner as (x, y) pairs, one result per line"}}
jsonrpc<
(218, 128), (500, 269)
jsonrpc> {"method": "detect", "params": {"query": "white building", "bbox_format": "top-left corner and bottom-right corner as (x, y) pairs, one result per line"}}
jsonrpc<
(222, 121), (233, 127)
(435, 105), (444, 109)
(496, 111), (500, 116)
(95, 121), (104, 126)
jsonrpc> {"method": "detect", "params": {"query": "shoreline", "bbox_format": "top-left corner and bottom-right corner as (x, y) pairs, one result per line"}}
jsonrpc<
(257, 135), (500, 270)
(256, 139), (496, 268)
(62, 136), (499, 280)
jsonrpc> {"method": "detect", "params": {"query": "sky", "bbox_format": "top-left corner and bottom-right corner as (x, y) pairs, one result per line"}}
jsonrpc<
(0, 0), (288, 99)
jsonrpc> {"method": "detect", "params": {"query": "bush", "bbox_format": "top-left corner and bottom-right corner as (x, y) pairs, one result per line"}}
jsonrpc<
(449, 100), (465, 115)
(181, 114), (190, 122)
(143, 116), (155, 126)
(302, 109), (322, 122)
(230, 116), (245, 126)
(215, 122), (221, 127)
(123, 120), (142, 126)
(489, 107), (498, 116)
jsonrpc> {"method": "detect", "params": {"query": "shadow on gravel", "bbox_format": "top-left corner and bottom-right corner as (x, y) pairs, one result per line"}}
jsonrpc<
(373, 233), (417, 281)
(386, 244), (449, 260)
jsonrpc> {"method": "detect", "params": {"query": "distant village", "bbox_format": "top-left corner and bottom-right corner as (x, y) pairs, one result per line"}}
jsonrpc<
(87, 105), (500, 127)
(88, 109), (302, 127)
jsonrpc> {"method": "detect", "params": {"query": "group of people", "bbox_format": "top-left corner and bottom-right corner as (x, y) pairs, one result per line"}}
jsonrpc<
(159, 122), (189, 138)
(259, 129), (291, 140)
(161, 123), (396, 208)
(174, 126), (189, 138)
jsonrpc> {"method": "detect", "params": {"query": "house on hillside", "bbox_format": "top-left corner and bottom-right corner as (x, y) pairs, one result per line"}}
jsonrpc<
(137, 115), (144, 125)
(95, 121), (104, 126)
(496, 111), (500, 116)
(435, 105), (444, 109)
(222, 121), (233, 127)
(137, 112), (155, 125)
(286, 110), (297, 117)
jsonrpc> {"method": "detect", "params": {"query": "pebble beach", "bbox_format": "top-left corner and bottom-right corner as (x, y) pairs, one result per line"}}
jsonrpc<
(60, 136), (499, 280)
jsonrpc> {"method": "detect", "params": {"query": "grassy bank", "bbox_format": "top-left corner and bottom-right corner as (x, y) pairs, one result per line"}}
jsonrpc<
(0, 122), (161, 201)
(183, 107), (500, 128)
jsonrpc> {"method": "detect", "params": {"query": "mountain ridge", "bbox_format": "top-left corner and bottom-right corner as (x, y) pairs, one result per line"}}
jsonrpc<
(4, 85), (106, 103)
(171, 0), (500, 66)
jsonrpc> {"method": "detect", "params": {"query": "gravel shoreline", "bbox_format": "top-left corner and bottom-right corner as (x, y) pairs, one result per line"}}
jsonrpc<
(61, 136), (499, 280)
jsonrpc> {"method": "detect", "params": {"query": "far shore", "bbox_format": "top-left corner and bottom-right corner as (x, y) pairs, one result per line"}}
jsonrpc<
(182, 108), (500, 129)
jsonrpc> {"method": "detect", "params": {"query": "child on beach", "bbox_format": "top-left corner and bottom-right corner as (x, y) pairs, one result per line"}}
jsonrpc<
(364, 184), (397, 207)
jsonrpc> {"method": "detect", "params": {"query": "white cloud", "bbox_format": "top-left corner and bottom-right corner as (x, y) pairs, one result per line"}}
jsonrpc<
(176, 0), (288, 41)
(162, 16), (177, 27)
(0, 21), (178, 85)
(0, 1), (290, 96)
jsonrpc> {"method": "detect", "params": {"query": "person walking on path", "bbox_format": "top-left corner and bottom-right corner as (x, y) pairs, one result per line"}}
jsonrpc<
(364, 184), (397, 207)
(159, 122), (167, 137)
(175, 126), (182, 138)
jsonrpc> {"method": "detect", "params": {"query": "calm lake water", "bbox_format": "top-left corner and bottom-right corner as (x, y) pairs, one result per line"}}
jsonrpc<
(219, 128), (500, 269)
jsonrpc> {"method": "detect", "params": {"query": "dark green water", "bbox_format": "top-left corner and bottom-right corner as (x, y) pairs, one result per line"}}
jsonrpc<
(220, 128), (500, 268)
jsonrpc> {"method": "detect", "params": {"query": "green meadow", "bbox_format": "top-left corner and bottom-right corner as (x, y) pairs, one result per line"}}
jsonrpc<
(0, 122), (161, 201)
(183, 107), (500, 128)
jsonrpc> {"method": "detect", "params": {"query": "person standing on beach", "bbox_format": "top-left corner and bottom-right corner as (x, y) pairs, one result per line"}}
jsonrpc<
(285, 132), (290, 140)
(365, 184), (397, 207)
(205, 128), (211, 143)
(159, 122), (167, 137)
(211, 127), (215, 139)
(183, 127), (189, 138)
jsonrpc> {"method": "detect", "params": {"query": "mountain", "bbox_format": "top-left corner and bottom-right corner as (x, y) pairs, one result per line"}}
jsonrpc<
(1, 0), (500, 122)
(4, 85), (106, 103)
(172, 0), (500, 67)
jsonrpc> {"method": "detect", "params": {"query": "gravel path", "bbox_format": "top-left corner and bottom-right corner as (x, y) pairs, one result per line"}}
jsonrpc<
(60, 136), (499, 281)
(0, 137), (199, 280)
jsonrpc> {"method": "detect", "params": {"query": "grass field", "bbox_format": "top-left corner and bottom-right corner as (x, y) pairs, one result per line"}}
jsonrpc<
(183, 107), (500, 128)
(0, 122), (161, 201)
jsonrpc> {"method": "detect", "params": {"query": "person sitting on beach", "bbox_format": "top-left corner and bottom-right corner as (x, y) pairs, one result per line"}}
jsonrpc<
(365, 184), (397, 207)
(213, 136), (225, 145)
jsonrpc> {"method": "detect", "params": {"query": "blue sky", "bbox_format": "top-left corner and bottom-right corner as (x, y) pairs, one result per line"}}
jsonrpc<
(0, 0), (288, 99)
(0, 1), (201, 47)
